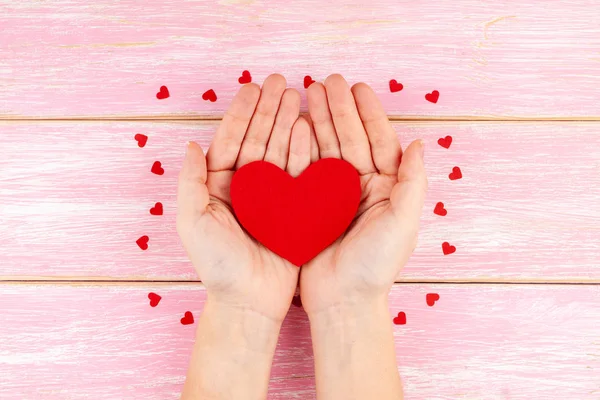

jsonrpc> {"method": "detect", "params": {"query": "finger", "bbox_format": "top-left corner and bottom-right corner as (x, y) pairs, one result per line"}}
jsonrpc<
(351, 82), (402, 175)
(390, 140), (428, 239)
(307, 82), (341, 159)
(236, 74), (287, 168)
(177, 141), (210, 233)
(323, 74), (376, 174)
(206, 170), (235, 206)
(206, 83), (261, 171)
(287, 116), (311, 178)
(303, 113), (321, 163)
(264, 88), (301, 169)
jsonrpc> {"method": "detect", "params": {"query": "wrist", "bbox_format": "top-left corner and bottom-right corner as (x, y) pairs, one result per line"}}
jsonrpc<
(307, 294), (391, 332)
(182, 298), (282, 399)
(307, 294), (402, 400)
(200, 298), (283, 354)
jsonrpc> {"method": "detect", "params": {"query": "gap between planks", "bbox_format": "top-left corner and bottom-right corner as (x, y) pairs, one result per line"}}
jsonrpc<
(0, 280), (599, 286)
(3, 115), (600, 122)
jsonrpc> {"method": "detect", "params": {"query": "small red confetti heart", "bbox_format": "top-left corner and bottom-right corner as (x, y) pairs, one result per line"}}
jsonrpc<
(151, 161), (164, 176)
(304, 75), (316, 89)
(150, 202), (163, 216)
(437, 135), (452, 149)
(202, 89), (217, 102)
(442, 242), (456, 255)
(148, 292), (161, 307)
(434, 202), (447, 216)
(449, 166), (462, 180)
(291, 295), (303, 308)
(238, 70), (252, 84)
(156, 86), (170, 100)
(425, 90), (440, 104)
(389, 79), (404, 93)
(393, 312), (407, 325)
(426, 293), (440, 306)
(180, 311), (194, 325)
(136, 235), (149, 250)
(134, 134), (148, 148)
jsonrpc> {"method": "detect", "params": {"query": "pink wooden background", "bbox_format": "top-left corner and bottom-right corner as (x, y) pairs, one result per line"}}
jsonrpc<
(1, 1), (599, 399)
(1, 0), (600, 119)
(2, 284), (599, 399)
(2, 121), (599, 281)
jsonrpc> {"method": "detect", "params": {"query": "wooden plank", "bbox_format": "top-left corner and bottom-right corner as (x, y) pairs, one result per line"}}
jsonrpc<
(0, 283), (598, 399)
(1, 1), (600, 119)
(1, 121), (599, 281)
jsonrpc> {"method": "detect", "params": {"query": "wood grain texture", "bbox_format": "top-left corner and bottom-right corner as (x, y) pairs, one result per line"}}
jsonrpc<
(1, 1), (600, 119)
(0, 283), (598, 399)
(2, 121), (599, 281)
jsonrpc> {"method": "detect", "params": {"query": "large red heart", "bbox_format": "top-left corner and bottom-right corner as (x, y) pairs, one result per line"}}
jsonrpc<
(230, 159), (361, 266)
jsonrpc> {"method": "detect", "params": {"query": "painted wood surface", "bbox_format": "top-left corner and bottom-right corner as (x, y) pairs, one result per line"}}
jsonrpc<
(1, 283), (598, 399)
(2, 121), (599, 281)
(2, 1), (600, 119)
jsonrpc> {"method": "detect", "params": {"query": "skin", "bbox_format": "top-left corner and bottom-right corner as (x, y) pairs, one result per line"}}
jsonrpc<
(177, 74), (427, 400)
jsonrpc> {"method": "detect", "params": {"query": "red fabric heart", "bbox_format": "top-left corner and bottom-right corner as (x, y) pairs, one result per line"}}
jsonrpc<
(230, 159), (361, 266)
(148, 292), (161, 307)
(150, 202), (163, 216)
(426, 293), (440, 306)
(393, 312), (406, 325)
(425, 90), (440, 103)
(434, 202), (447, 216)
(442, 241), (456, 255)
(151, 161), (164, 175)
(180, 311), (194, 325)
(389, 79), (404, 93)
(134, 133), (148, 148)
(156, 86), (170, 100)
(202, 89), (217, 102)
(136, 235), (149, 250)
(437, 135), (452, 149)
(304, 75), (316, 89)
(449, 166), (462, 180)
(238, 70), (252, 84)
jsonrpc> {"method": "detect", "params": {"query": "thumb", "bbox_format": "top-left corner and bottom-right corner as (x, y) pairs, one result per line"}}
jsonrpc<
(389, 139), (428, 238)
(177, 141), (210, 231)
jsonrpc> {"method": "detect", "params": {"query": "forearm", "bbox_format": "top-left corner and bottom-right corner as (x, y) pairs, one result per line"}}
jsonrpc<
(308, 295), (402, 400)
(181, 299), (282, 400)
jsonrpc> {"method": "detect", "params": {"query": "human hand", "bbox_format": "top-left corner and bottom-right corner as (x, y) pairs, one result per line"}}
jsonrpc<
(177, 74), (309, 324)
(296, 74), (426, 400)
(300, 74), (428, 317)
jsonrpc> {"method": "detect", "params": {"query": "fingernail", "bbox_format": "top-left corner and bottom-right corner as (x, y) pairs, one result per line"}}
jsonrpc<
(418, 140), (425, 160)
(185, 141), (190, 156)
